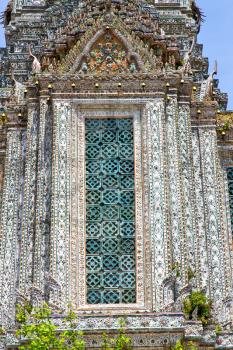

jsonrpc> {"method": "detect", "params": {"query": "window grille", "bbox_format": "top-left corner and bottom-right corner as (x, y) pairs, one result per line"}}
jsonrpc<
(85, 118), (136, 304)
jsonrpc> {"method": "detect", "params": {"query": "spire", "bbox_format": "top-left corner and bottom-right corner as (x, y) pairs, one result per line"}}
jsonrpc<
(0, 1), (12, 26)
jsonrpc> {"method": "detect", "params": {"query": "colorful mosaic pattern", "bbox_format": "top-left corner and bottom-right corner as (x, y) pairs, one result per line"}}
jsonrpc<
(86, 33), (129, 74)
(227, 167), (233, 236)
(85, 118), (136, 304)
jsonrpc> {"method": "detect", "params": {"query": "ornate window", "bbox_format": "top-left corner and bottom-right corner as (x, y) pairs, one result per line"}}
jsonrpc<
(85, 118), (136, 304)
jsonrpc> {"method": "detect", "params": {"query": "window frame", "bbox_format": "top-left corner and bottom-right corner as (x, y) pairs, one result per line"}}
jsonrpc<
(70, 103), (145, 311)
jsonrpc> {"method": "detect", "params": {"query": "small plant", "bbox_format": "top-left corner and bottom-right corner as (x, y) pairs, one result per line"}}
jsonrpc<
(115, 319), (131, 350)
(187, 341), (199, 350)
(171, 340), (199, 350)
(183, 290), (212, 325)
(101, 319), (131, 350)
(0, 327), (6, 336)
(216, 120), (230, 136)
(61, 304), (85, 350)
(215, 324), (222, 335)
(183, 291), (212, 325)
(16, 303), (30, 324)
(16, 302), (85, 350)
(101, 332), (115, 350)
(172, 340), (184, 350)
(16, 303), (132, 350)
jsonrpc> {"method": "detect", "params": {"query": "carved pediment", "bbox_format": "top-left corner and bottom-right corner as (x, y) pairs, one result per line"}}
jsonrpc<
(46, 17), (170, 77)
(40, 1), (181, 78)
(69, 29), (140, 75)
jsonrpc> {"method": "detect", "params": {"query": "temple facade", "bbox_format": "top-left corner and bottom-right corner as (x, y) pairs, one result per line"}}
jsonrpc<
(0, 0), (233, 348)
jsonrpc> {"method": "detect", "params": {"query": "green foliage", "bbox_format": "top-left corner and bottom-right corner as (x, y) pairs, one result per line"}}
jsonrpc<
(16, 304), (131, 350)
(115, 319), (131, 350)
(16, 304), (29, 324)
(217, 121), (230, 135)
(215, 324), (222, 335)
(171, 340), (199, 350)
(0, 327), (6, 336)
(60, 304), (85, 350)
(101, 332), (115, 350)
(187, 341), (199, 350)
(172, 340), (183, 350)
(16, 303), (85, 350)
(183, 290), (212, 325)
(101, 319), (132, 350)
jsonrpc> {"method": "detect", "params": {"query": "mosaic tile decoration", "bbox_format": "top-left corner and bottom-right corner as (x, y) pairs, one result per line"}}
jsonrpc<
(227, 167), (233, 236)
(85, 118), (136, 304)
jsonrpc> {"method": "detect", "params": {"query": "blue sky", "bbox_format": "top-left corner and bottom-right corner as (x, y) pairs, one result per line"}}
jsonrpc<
(198, 0), (233, 109)
(0, 0), (232, 109)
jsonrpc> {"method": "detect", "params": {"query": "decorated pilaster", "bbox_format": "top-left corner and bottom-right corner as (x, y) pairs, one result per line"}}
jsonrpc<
(166, 98), (189, 288)
(192, 122), (233, 322)
(192, 129), (210, 291)
(18, 100), (40, 299)
(146, 100), (169, 311)
(0, 127), (25, 326)
(33, 97), (53, 300)
(176, 103), (197, 276)
(49, 101), (72, 309)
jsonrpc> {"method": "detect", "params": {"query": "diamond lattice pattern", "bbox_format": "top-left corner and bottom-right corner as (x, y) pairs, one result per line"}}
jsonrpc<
(85, 118), (136, 304)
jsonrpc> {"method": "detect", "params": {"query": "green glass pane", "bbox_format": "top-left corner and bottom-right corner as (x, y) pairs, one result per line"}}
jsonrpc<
(85, 118), (136, 304)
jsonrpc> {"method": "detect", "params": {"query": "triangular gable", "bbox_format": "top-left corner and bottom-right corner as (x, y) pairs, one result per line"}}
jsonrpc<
(51, 16), (165, 76)
(69, 29), (139, 75)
